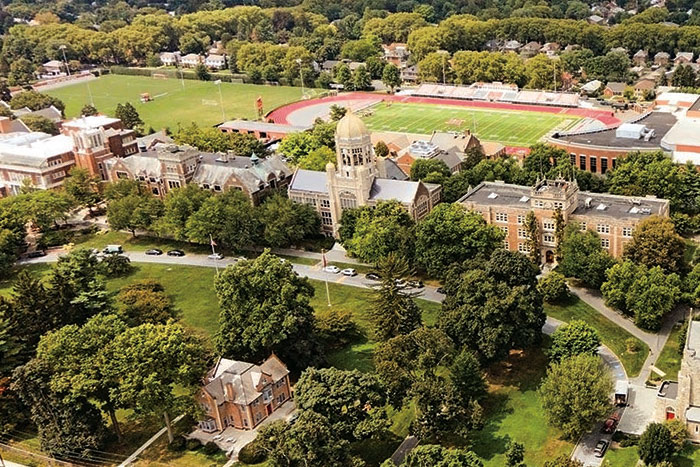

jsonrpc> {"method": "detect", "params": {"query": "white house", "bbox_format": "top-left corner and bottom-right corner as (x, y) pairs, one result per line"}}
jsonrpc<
(159, 51), (181, 66)
(180, 54), (202, 68)
(204, 54), (226, 70)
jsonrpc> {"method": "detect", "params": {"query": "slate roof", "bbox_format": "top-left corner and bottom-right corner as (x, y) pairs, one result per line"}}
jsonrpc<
(203, 355), (289, 406)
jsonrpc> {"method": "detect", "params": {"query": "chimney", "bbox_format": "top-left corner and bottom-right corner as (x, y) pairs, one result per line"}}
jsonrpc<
(0, 117), (13, 134)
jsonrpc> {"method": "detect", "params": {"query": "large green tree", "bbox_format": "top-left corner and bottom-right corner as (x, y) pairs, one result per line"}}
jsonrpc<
(63, 167), (102, 214)
(346, 200), (416, 264)
(638, 423), (675, 466)
(539, 354), (613, 439)
(214, 250), (321, 369)
(117, 280), (176, 326)
(549, 320), (601, 363)
(623, 215), (686, 274)
(415, 203), (503, 278)
(155, 184), (211, 241)
(558, 223), (616, 288)
(256, 194), (320, 248)
(107, 194), (163, 236)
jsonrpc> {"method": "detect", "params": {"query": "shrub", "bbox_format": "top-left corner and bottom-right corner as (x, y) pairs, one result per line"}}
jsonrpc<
(100, 253), (132, 277)
(538, 272), (569, 303)
(238, 440), (267, 464)
(186, 438), (202, 451)
(168, 436), (186, 452)
(625, 338), (640, 353)
(201, 441), (220, 455)
(315, 307), (356, 347)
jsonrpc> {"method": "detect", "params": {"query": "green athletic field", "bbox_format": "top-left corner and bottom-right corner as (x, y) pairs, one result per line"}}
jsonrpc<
(46, 74), (318, 130)
(362, 102), (580, 147)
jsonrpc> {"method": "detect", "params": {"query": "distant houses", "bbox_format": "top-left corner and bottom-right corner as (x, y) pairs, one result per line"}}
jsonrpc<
(159, 50), (228, 70)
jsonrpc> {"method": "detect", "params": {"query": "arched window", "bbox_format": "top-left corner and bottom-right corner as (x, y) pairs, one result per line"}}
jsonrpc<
(339, 191), (357, 210)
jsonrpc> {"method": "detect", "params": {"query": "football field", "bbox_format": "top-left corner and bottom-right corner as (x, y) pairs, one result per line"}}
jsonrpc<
(362, 102), (580, 146)
(46, 74), (320, 130)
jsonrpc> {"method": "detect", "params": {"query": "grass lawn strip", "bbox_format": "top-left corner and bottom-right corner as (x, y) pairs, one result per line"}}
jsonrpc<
(649, 322), (684, 383)
(544, 296), (649, 378)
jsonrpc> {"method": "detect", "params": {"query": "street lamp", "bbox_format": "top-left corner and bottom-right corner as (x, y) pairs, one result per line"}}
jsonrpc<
(59, 45), (70, 77)
(296, 58), (305, 98)
(437, 50), (449, 85)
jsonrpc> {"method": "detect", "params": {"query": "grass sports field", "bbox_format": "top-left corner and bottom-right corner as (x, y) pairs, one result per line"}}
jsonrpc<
(362, 101), (580, 147)
(46, 74), (318, 130)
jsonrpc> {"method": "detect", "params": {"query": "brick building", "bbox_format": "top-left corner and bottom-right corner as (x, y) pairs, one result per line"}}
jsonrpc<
(219, 120), (309, 142)
(197, 355), (291, 432)
(459, 178), (670, 262)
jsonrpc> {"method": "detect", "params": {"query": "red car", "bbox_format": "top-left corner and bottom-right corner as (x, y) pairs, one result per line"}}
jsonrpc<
(601, 416), (618, 434)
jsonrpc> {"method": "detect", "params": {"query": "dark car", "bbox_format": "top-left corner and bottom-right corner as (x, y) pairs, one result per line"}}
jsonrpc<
(594, 440), (608, 457)
(167, 249), (185, 257)
(408, 280), (424, 289)
(601, 416), (618, 434)
(145, 248), (163, 256)
(436, 287), (446, 294)
(365, 272), (381, 281)
(26, 250), (46, 258)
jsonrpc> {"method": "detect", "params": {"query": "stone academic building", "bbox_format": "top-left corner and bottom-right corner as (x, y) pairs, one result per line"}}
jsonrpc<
(459, 177), (670, 262)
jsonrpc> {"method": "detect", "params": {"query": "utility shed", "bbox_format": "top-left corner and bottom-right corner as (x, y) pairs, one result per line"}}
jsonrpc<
(616, 123), (646, 139)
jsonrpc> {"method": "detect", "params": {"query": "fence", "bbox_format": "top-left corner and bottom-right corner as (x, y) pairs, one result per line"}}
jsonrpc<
(0, 441), (79, 467)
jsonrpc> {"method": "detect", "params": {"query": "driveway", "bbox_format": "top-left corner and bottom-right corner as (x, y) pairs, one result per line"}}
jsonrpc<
(188, 400), (297, 462)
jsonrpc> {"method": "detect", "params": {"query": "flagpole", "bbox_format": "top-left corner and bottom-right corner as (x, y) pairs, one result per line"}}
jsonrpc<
(210, 234), (219, 274)
(322, 249), (331, 307)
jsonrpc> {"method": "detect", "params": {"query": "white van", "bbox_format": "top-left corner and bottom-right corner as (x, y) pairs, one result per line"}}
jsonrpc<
(103, 244), (123, 254)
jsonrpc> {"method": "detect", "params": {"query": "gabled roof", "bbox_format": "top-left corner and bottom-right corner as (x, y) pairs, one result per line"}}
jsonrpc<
(203, 355), (289, 407)
(605, 81), (627, 93)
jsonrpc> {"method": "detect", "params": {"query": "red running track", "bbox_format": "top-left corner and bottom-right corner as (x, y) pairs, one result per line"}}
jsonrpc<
(266, 91), (622, 127)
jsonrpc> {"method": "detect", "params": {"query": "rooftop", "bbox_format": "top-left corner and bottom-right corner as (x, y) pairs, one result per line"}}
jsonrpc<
(657, 380), (678, 400)
(551, 112), (677, 149)
(459, 181), (669, 220)
(63, 115), (120, 129)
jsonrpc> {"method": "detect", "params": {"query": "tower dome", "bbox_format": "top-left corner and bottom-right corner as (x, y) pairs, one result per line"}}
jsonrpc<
(335, 112), (369, 140)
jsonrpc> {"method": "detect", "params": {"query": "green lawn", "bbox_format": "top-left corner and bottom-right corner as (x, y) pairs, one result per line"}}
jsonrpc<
(46, 74), (317, 130)
(605, 445), (700, 466)
(469, 342), (574, 466)
(362, 101), (579, 146)
(545, 296), (649, 378)
(650, 322), (684, 383)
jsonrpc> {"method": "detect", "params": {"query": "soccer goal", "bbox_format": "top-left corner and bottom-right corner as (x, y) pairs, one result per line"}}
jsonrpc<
(152, 73), (168, 80)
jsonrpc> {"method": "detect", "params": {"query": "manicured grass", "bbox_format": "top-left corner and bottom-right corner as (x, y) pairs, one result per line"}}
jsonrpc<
(72, 229), (214, 255)
(362, 101), (579, 146)
(605, 445), (700, 466)
(544, 295), (649, 377)
(471, 342), (574, 466)
(650, 322), (684, 383)
(46, 74), (318, 130)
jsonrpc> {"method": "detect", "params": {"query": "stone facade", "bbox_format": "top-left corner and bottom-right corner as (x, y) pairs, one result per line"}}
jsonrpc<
(459, 178), (670, 261)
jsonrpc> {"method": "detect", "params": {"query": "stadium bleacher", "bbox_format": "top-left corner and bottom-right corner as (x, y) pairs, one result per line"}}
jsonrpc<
(413, 83), (580, 108)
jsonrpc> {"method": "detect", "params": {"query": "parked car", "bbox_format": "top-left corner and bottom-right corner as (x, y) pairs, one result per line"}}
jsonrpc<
(602, 415), (619, 434)
(208, 253), (224, 260)
(103, 244), (123, 254)
(341, 268), (357, 276)
(145, 248), (163, 256)
(26, 250), (46, 258)
(436, 287), (446, 294)
(407, 280), (424, 289)
(167, 249), (185, 257)
(324, 265), (340, 274)
(594, 440), (608, 457)
(365, 272), (381, 281)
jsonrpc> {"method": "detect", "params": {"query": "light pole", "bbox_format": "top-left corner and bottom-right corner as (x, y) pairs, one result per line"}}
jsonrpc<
(437, 50), (449, 85)
(214, 79), (226, 121)
(59, 45), (70, 76)
(296, 58), (305, 98)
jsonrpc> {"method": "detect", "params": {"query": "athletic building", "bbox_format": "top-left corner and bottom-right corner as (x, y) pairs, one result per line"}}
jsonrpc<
(288, 112), (441, 236)
(459, 177), (670, 261)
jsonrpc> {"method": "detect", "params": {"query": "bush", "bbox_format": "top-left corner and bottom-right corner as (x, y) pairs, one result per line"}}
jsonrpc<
(238, 440), (267, 464)
(201, 441), (220, 455)
(619, 437), (639, 447)
(100, 254), (132, 277)
(315, 307), (356, 347)
(625, 338), (640, 353)
(37, 230), (72, 248)
(168, 436), (186, 452)
(538, 272), (569, 303)
(186, 438), (202, 451)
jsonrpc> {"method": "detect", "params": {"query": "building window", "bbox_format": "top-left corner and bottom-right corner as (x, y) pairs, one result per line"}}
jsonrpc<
(543, 220), (555, 231)
(321, 211), (333, 226)
(518, 243), (531, 253)
(612, 158), (618, 169)
(495, 212), (508, 222)
(597, 224), (610, 234)
(517, 215), (525, 225)
(579, 155), (586, 170)
(543, 233), (555, 244)
(152, 187), (159, 195)
(339, 192), (357, 210)
(518, 228), (528, 239)
(570, 153), (576, 165)
(622, 227), (633, 237)
(500, 226), (508, 235)
(553, 202), (563, 209)
(590, 156), (597, 173)
(503, 239), (509, 249)
(320, 199), (330, 208)
(203, 184), (210, 189)
(601, 238), (610, 249)
(601, 158), (608, 174)
(534, 200), (544, 208)
(168, 180), (181, 189)
(580, 222), (587, 231)
(116, 171), (129, 179)
(214, 185), (222, 191)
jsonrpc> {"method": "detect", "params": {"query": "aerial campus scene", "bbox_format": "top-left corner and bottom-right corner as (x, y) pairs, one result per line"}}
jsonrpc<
(2, 2), (700, 467)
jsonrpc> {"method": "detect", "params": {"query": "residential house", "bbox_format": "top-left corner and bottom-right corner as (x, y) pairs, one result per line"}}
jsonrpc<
(382, 43), (410, 67)
(12, 105), (63, 123)
(159, 51), (181, 67)
(542, 42), (561, 58)
(604, 82), (627, 97)
(288, 113), (441, 236)
(654, 52), (671, 66)
(588, 14), (605, 25)
(41, 60), (65, 77)
(484, 39), (501, 52)
(401, 65), (419, 83)
(180, 54), (202, 68)
(105, 143), (291, 204)
(208, 41), (225, 55)
(204, 54), (226, 70)
(674, 52), (694, 65)
(503, 40), (522, 53)
(521, 41), (542, 58)
(459, 177), (670, 261)
(634, 78), (656, 99)
(198, 355), (292, 433)
(610, 47), (628, 55)
(633, 50), (649, 66)
(394, 130), (481, 176)
(581, 80), (603, 95)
